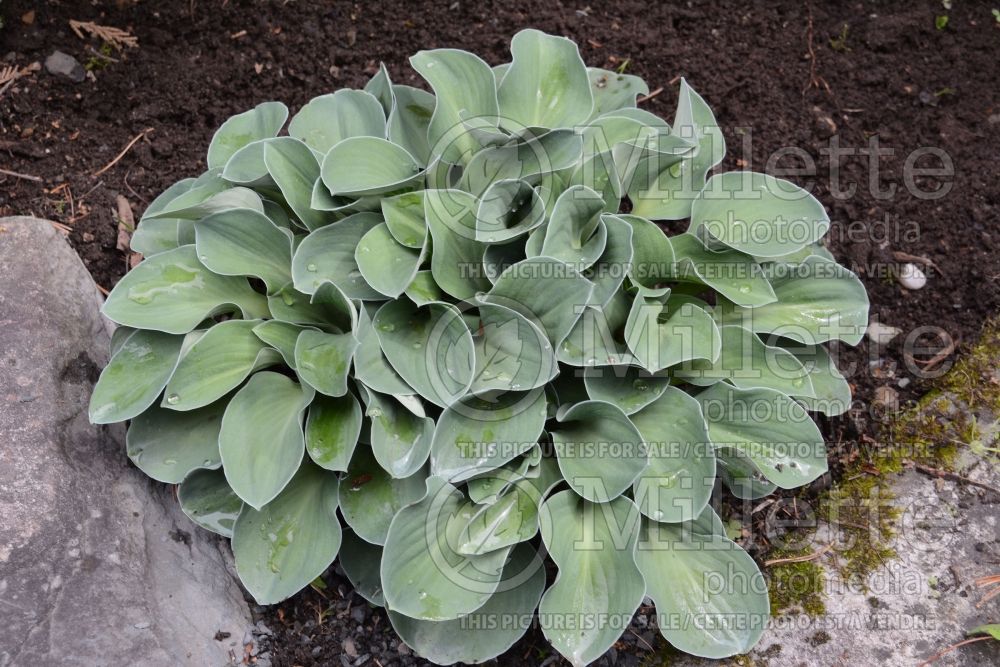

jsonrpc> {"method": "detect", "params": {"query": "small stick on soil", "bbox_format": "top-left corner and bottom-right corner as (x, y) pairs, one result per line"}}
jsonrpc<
(912, 463), (1000, 496)
(803, 8), (831, 95)
(765, 543), (833, 567)
(637, 87), (663, 103)
(92, 128), (154, 178)
(917, 636), (993, 667)
(892, 250), (944, 275)
(95, 283), (110, 296)
(0, 167), (43, 182)
(628, 627), (655, 652)
(905, 334), (959, 372)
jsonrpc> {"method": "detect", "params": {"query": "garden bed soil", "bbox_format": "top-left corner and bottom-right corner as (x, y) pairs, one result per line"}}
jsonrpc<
(3, 1), (999, 665)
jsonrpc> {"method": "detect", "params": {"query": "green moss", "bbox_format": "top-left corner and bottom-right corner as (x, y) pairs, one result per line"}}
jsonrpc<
(766, 546), (827, 616)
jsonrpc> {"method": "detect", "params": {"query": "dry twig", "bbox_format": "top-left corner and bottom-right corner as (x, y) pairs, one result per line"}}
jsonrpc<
(637, 87), (664, 104)
(0, 62), (41, 86)
(92, 128), (154, 177)
(917, 636), (993, 666)
(803, 8), (831, 95)
(69, 20), (138, 50)
(765, 543), (833, 567)
(0, 167), (43, 182)
(912, 464), (1000, 496)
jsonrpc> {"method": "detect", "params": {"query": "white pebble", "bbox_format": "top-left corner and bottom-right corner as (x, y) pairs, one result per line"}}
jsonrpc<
(898, 263), (927, 290)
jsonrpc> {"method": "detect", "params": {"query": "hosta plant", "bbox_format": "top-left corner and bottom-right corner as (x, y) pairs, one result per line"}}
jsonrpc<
(90, 29), (868, 666)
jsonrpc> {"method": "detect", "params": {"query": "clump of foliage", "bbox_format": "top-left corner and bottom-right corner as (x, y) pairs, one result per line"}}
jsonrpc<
(91, 30), (868, 665)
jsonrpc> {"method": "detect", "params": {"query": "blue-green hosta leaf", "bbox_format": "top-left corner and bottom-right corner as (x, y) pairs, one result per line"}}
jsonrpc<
(728, 255), (869, 346)
(178, 468), (243, 538)
(130, 217), (184, 257)
(471, 303), (558, 395)
(387, 84), (435, 167)
(475, 179), (546, 243)
(667, 232), (777, 307)
(381, 191), (427, 248)
(677, 325), (816, 398)
(288, 90), (386, 154)
(339, 444), (426, 544)
(89, 329), (184, 423)
(232, 461), (341, 604)
(338, 531), (386, 606)
(353, 307), (414, 396)
(465, 445), (539, 505)
(538, 186), (607, 270)
(381, 477), (512, 621)
(629, 387), (715, 523)
(431, 390), (546, 483)
(220, 372), (314, 509)
(291, 212), (384, 299)
(360, 388), (435, 479)
(146, 186), (263, 221)
(294, 329), (359, 397)
(780, 340), (853, 416)
(194, 208), (293, 294)
(690, 171), (830, 258)
(636, 519), (769, 658)
(451, 473), (548, 555)
(716, 446), (778, 500)
(482, 237), (528, 283)
(481, 256), (595, 347)
(582, 365), (671, 415)
(163, 320), (280, 411)
(126, 399), (226, 483)
(321, 137), (422, 197)
(138, 177), (195, 220)
(423, 189), (492, 300)
(565, 149), (622, 213)
(696, 382), (827, 489)
(267, 282), (356, 331)
(220, 140), (273, 187)
(586, 67), (649, 118)
(538, 491), (644, 667)
(410, 48), (499, 163)
(557, 291), (635, 367)
(497, 29), (593, 130)
(207, 101), (288, 169)
(619, 214), (675, 289)
(355, 223), (424, 298)
(388, 543), (546, 664)
(404, 271), (445, 307)
(551, 400), (647, 502)
(109, 325), (137, 356)
(625, 296), (721, 372)
(263, 137), (334, 231)
(305, 393), (362, 471)
(630, 79), (724, 220)
(252, 320), (309, 369)
(373, 299), (475, 408)
(583, 214), (634, 306)
(462, 129), (584, 196)
(102, 245), (268, 334)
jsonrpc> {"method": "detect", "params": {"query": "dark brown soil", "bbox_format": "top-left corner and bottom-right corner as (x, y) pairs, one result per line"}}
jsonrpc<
(3, 1), (999, 665)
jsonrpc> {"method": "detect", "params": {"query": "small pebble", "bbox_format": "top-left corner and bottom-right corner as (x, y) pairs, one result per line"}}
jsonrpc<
(898, 262), (927, 290)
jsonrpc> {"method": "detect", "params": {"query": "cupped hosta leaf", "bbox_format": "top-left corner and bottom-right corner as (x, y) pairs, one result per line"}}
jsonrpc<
(465, 445), (540, 505)
(146, 186), (264, 221)
(109, 325), (138, 356)
(691, 171), (830, 258)
(373, 299), (475, 407)
(498, 29), (593, 130)
(424, 189), (492, 300)
(133, 179), (195, 251)
(252, 320), (309, 369)
(728, 255), (870, 346)
(288, 89), (386, 154)
(126, 399), (226, 483)
(471, 302), (558, 395)
(263, 137), (334, 231)
(321, 137), (422, 197)
(587, 67), (649, 118)
(475, 179), (546, 243)
(295, 329), (359, 397)
(462, 129), (584, 196)
(220, 371), (315, 509)
(696, 382), (827, 489)
(355, 222), (424, 298)
(232, 461), (342, 604)
(381, 191), (427, 248)
(668, 232), (777, 307)
(102, 245), (268, 334)
(780, 340), (853, 416)
(625, 296), (721, 372)
(178, 468), (243, 538)
(565, 149), (622, 212)
(267, 282), (356, 330)
(305, 393), (363, 471)
(291, 212), (383, 299)
(584, 214), (633, 306)
(582, 365), (671, 415)
(353, 307), (414, 395)
(481, 256), (595, 346)
(339, 444), (426, 545)
(716, 446), (778, 500)
(220, 140), (273, 187)
(451, 473), (547, 555)
(207, 101), (288, 169)
(538, 490), (645, 667)
(636, 519), (769, 658)
(339, 530), (386, 606)
(194, 208), (292, 294)
(676, 325), (816, 398)
(538, 186), (607, 269)
(89, 329), (184, 424)
(360, 388), (435, 479)
(404, 270), (445, 307)
(163, 319), (281, 411)
(551, 400), (647, 502)
(558, 291), (635, 367)
(630, 79), (724, 220)
(431, 390), (546, 483)
(620, 214), (675, 289)
(410, 48), (499, 163)
(629, 387), (715, 522)
(382, 477), (512, 621)
(388, 84), (436, 167)
(388, 543), (546, 664)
